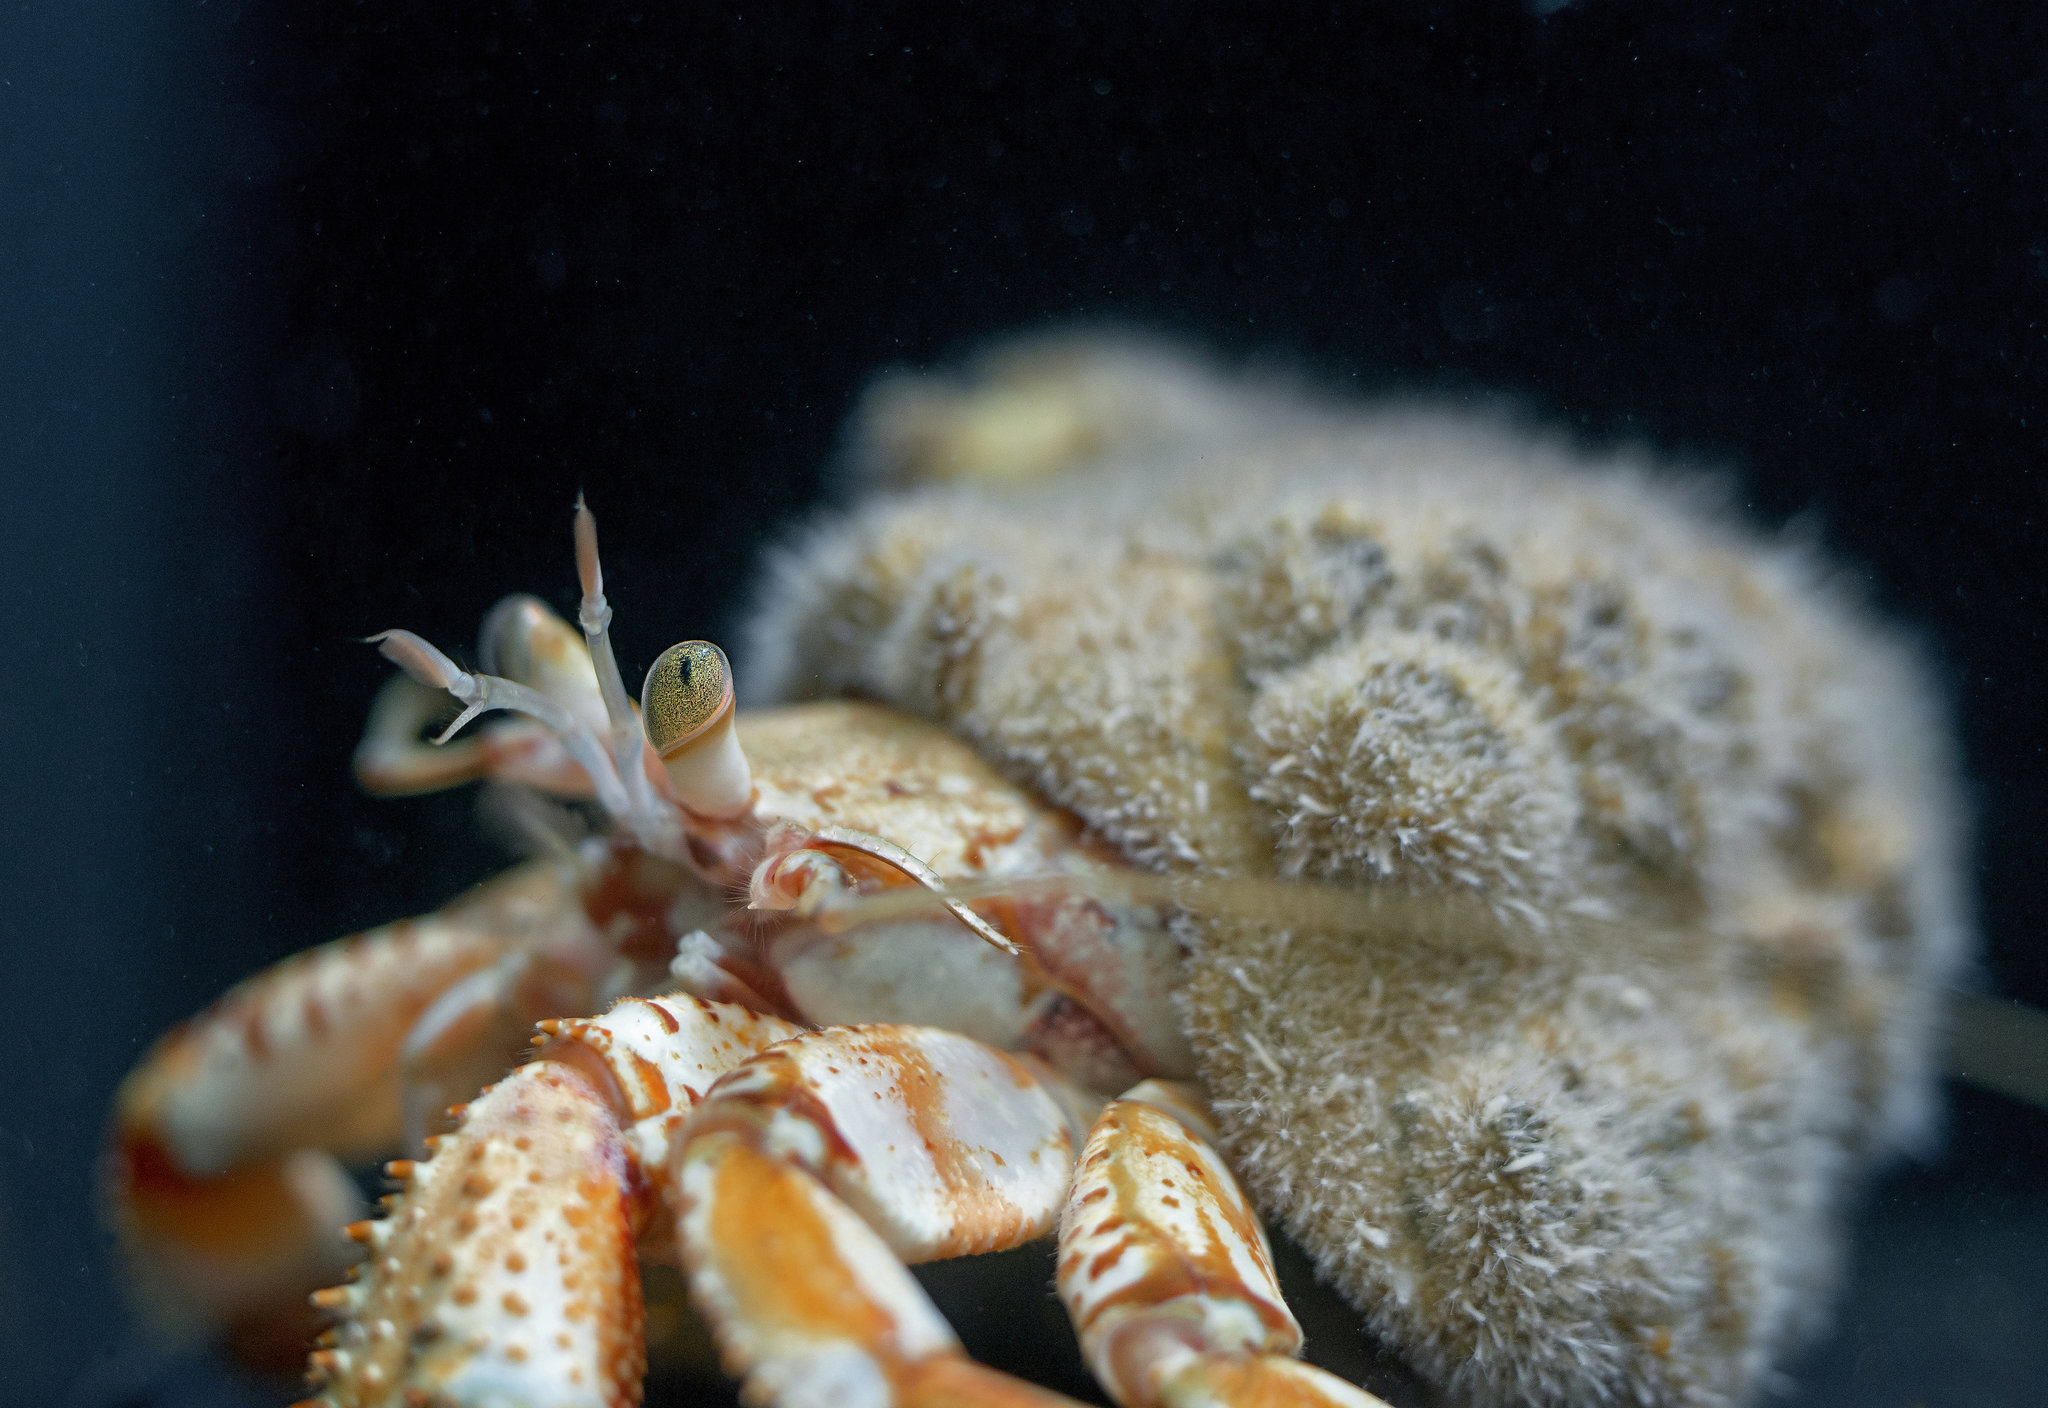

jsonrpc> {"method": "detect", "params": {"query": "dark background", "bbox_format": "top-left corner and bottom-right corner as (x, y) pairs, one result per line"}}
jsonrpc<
(4, 2), (2044, 1404)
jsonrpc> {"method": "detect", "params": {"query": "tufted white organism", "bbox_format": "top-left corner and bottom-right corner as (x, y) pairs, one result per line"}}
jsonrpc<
(747, 334), (1969, 1407)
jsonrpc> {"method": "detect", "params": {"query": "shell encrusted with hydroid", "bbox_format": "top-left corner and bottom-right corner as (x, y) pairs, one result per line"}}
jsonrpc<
(743, 336), (1969, 1408)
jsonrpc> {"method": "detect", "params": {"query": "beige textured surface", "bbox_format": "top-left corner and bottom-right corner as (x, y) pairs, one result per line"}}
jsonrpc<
(744, 336), (1969, 1408)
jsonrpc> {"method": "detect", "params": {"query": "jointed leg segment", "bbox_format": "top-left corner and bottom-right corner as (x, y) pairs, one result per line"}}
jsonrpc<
(675, 1026), (1087, 1408)
(305, 1008), (1089, 1408)
(1057, 1085), (1391, 1408)
(302, 1008), (1388, 1408)
(108, 862), (583, 1360)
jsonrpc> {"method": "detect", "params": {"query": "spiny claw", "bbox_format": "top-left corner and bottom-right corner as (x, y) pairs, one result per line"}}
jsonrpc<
(301, 1061), (644, 1408)
(305, 996), (800, 1408)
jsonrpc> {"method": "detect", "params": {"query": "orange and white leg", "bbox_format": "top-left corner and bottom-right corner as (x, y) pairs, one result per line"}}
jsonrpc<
(302, 993), (802, 1408)
(107, 861), (578, 1363)
(1057, 1084), (1392, 1408)
(675, 1025), (1090, 1408)
(394, 935), (625, 1154)
(305, 1059), (639, 1408)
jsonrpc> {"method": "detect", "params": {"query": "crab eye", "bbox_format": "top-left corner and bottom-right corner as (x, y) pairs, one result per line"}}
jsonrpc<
(641, 640), (734, 756)
(641, 640), (753, 820)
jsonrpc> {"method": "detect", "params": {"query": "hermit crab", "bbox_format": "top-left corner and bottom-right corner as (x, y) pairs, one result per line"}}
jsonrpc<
(108, 337), (1968, 1408)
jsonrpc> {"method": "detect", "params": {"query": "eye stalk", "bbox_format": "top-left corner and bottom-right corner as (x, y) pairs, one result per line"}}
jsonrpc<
(641, 640), (752, 818)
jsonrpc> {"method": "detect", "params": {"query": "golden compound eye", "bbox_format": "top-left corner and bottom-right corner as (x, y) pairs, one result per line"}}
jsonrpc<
(641, 640), (733, 757)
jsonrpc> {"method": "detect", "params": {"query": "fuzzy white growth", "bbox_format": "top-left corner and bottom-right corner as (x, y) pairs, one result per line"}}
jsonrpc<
(745, 334), (1970, 1408)
(1246, 632), (1579, 917)
(846, 334), (1331, 490)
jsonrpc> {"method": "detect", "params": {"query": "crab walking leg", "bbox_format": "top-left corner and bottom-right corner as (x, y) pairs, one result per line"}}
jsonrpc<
(108, 861), (575, 1356)
(304, 994), (802, 1408)
(675, 1026), (1089, 1408)
(1057, 1085), (1392, 1408)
